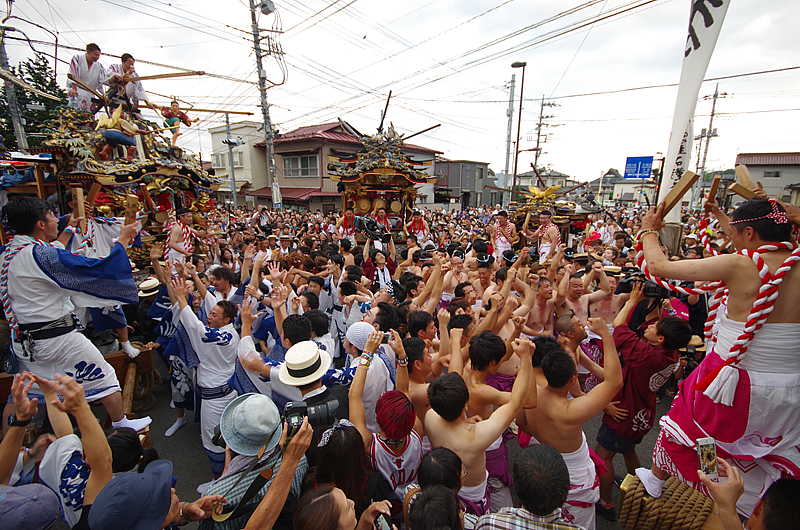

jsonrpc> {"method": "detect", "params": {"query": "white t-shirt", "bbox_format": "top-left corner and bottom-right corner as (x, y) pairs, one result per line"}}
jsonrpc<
(370, 430), (423, 499)
(39, 435), (89, 527)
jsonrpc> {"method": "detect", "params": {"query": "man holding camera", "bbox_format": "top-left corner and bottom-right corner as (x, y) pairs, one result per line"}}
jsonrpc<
(593, 282), (692, 520)
(277, 340), (349, 466)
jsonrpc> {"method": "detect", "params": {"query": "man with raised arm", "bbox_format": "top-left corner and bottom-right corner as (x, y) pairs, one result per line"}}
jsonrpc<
(520, 317), (622, 530)
(634, 198), (800, 518)
(0, 197), (150, 435)
(556, 262), (611, 324)
(424, 338), (533, 517)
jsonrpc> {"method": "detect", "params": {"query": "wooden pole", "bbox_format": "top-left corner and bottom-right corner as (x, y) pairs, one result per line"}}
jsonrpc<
(86, 183), (102, 207)
(125, 71), (204, 82)
(122, 361), (138, 416)
(139, 183), (157, 214)
(662, 170), (700, 216)
(151, 104), (253, 115)
(125, 194), (140, 225)
(729, 183), (756, 200)
(735, 164), (756, 190)
(71, 185), (86, 233)
(707, 174), (722, 203)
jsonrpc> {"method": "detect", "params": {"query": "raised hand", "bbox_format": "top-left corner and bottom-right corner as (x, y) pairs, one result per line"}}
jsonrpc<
(49, 374), (88, 415)
(512, 315), (525, 333)
(587, 317), (610, 336)
(364, 330), (383, 354)
(149, 241), (164, 260)
(11, 373), (39, 421)
(436, 308), (451, 329)
(512, 337), (534, 359)
(171, 277), (189, 301)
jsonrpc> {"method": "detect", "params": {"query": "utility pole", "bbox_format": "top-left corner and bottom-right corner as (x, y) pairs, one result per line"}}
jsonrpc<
(0, 26), (29, 151)
(533, 95), (558, 169)
(502, 74), (516, 208)
(249, 0), (278, 193)
(691, 84), (726, 208)
(224, 113), (239, 208)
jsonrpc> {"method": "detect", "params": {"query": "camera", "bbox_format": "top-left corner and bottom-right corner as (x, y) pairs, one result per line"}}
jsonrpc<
(618, 270), (670, 299)
(283, 399), (340, 432)
(381, 332), (391, 344)
(353, 216), (392, 244)
(211, 425), (225, 449)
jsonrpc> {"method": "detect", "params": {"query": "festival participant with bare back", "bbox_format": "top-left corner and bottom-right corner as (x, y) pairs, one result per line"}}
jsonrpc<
(424, 338), (533, 517)
(521, 317), (622, 530)
(634, 198), (800, 517)
(334, 207), (357, 248)
(491, 210), (517, 261)
(404, 210), (430, 247)
(523, 210), (560, 264)
(556, 262), (611, 324)
(167, 208), (206, 271)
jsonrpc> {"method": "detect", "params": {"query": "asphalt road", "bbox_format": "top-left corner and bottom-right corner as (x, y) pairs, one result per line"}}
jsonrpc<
(55, 378), (674, 530)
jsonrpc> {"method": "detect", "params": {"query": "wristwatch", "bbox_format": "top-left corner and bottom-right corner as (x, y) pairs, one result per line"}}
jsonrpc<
(7, 413), (31, 427)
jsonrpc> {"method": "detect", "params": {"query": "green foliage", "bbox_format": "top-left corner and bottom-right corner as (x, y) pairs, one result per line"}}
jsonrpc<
(0, 53), (68, 149)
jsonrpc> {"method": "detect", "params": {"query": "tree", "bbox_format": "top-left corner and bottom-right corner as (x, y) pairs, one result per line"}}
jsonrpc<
(0, 53), (67, 149)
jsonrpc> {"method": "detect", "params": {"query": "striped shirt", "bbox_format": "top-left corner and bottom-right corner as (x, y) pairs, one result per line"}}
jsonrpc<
(475, 507), (586, 530)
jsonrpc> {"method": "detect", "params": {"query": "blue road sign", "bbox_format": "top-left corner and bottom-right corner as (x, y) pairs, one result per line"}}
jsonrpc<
(624, 156), (654, 179)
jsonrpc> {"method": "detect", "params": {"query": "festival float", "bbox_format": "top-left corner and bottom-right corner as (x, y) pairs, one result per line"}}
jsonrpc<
(328, 95), (439, 242)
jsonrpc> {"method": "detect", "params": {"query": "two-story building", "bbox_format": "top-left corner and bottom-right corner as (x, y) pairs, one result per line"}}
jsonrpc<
(208, 121), (269, 207)
(515, 168), (581, 192)
(253, 123), (440, 212)
(433, 159), (496, 208)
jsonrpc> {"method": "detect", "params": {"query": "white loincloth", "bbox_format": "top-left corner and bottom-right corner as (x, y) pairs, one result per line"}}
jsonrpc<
(560, 433), (599, 530)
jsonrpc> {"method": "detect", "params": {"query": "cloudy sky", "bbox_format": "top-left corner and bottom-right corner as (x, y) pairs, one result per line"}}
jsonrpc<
(4, 0), (799, 183)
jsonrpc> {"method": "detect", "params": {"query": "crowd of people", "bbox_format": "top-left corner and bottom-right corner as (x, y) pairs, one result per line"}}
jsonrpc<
(1, 188), (799, 530)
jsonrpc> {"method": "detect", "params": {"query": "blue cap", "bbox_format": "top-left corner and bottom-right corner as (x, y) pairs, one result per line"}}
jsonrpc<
(89, 460), (173, 530)
(0, 484), (60, 530)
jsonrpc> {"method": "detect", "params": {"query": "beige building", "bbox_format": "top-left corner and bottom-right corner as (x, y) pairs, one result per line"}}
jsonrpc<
(208, 121), (269, 207)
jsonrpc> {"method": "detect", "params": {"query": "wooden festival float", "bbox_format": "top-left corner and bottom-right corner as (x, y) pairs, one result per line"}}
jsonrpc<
(328, 94), (439, 242)
(0, 101), (224, 423)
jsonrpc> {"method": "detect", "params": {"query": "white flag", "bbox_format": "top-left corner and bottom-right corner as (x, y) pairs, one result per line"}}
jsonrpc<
(658, 0), (731, 222)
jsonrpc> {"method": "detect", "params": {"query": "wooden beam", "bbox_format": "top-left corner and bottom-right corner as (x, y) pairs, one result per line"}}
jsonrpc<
(139, 183), (157, 214)
(151, 104), (253, 115)
(662, 170), (700, 216)
(708, 174), (722, 203)
(729, 182), (756, 200)
(67, 73), (106, 101)
(531, 164), (547, 189)
(71, 185), (86, 232)
(121, 361), (138, 416)
(33, 165), (46, 200)
(0, 69), (61, 101)
(555, 180), (589, 197)
(735, 164), (756, 190)
(125, 71), (204, 83)
(125, 194), (140, 225)
(86, 183), (102, 206)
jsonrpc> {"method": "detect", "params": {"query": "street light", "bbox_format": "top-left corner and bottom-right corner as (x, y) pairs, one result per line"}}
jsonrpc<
(510, 61), (527, 206)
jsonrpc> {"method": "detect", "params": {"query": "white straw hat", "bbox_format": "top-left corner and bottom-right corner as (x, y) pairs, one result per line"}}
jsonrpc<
(278, 341), (332, 386)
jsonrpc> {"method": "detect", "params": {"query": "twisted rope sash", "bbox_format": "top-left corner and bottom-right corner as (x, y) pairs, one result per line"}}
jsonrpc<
(635, 234), (800, 405)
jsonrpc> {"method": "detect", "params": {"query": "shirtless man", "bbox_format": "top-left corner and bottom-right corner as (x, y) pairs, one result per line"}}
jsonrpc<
(587, 274), (628, 327)
(460, 330), (522, 509)
(557, 262), (611, 324)
(522, 277), (560, 337)
(167, 208), (206, 271)
(425, 338), (533, 516)
(441, 254), (469, 308)
(520, 317), (621, 529)
(491, 210), (518, 260)
(334, 207), (357, 247)
(523, 210), (560, 263)
(634, 199), (800, 516)
(472, 258), (495, 300)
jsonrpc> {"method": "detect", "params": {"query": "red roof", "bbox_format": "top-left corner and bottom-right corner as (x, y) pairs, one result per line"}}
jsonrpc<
(735, 153), (800, 166)
(256, 122), (441, 154)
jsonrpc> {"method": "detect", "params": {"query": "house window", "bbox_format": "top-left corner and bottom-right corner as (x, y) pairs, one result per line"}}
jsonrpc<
(764, 171), (781, 179)
(477, 167), (484, 180)
(283, 155), (318, 177)
(232, 152), (244, 168)
(213, 153), (227, 168)
(490, 192), (497, 205)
